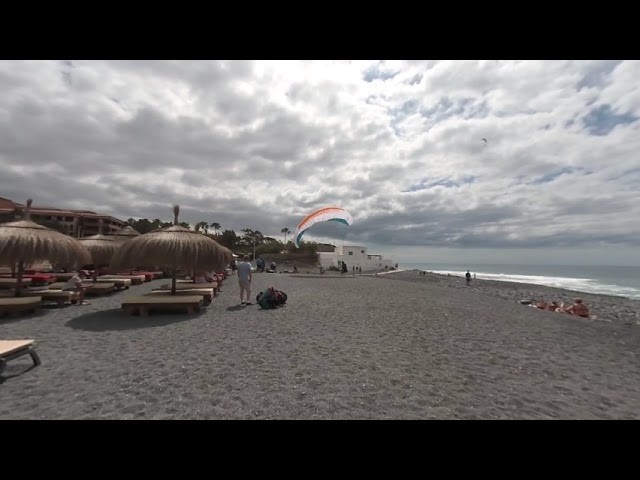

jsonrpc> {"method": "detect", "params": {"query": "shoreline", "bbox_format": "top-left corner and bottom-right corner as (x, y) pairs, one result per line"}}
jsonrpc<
(403, 265), (640, 301)
(378, 270), (640, 325)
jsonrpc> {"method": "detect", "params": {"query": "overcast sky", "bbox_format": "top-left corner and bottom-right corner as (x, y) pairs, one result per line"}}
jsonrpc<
(1, 60), (638, 265)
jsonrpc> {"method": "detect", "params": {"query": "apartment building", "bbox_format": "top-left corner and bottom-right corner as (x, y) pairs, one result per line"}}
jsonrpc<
(0, 197), (127, 238)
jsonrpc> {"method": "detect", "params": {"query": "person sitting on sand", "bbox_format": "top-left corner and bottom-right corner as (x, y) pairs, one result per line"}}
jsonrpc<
(564, 298), (590, 318)
(62, 270), (89, 306)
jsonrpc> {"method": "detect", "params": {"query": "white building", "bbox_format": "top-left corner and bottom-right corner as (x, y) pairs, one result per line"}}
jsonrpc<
(317, 245), (397, 272)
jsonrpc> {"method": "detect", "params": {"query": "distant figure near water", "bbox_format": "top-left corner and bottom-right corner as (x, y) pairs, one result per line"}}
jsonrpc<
(465, 270), (472, 285)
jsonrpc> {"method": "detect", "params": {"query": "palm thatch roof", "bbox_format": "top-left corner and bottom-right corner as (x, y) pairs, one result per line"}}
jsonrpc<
(78, 219), (120, 265)
(0, 199), (92, 296)
(110, 205), (227, 294)
(110, 225), (141, 241)
(221, 246), (233, 264)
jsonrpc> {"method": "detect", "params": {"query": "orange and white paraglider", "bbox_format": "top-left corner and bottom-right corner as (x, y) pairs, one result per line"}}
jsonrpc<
(293, 207), (353, 248)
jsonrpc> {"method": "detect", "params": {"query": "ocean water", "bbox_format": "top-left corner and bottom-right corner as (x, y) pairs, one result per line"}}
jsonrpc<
(400, 262), (640, 300)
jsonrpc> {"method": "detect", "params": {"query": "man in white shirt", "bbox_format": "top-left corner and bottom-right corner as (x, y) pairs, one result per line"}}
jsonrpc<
(62, 271), (90, 306)
(237, 255), (253, 306)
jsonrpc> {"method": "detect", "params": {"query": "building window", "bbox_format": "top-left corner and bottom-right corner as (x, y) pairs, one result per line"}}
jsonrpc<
(361, 250), (365, 254)
(348, 252), (353, 255)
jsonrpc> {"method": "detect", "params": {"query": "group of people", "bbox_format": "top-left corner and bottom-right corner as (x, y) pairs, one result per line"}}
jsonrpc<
(534, 298), (590, 318)
(255, 257), (277, 273)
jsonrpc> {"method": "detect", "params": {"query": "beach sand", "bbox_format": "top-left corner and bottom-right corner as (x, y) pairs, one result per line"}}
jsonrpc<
(1, 271), (639, 419)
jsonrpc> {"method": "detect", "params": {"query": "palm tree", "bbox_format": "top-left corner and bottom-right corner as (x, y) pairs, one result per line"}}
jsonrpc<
(211, 222), (221, 235)
(281, 227), (291, 244)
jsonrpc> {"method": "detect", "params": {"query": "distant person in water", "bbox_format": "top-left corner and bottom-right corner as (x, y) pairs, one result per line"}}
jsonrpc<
(465, 270), (471, 285)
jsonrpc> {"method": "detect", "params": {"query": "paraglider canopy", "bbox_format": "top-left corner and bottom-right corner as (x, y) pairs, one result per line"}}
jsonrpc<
(293, 206), (353, 248)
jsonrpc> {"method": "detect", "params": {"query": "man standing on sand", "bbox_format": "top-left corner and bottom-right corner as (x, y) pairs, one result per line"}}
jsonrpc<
(465, 270), (471, 285)
(237, 255), (253, 307)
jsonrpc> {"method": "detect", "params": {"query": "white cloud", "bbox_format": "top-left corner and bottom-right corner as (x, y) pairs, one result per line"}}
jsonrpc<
(0, 60), (639, 264)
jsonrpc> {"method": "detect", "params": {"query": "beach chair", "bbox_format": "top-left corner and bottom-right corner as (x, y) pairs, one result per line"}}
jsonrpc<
(0, 297), (42, 317)
(146, 288), (214, 305)
(0, 340), (41, 375)
(100, 275), (145, 285)
(83, 283), (116, 296)
(85, 278), (131, 290)
(12, 290), (78, 306)
(121, 295), (204, 316)
(171, 281), (219, 293)
(0, 278), (33, 290)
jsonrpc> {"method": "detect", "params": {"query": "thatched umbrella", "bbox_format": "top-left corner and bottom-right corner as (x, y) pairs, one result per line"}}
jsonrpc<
(78, 219), (121, 278)
(110, 225), (141, 242)
(221, 246), (233, 264)
(110, 205), (227, 294)
(0, 199), (92, 296)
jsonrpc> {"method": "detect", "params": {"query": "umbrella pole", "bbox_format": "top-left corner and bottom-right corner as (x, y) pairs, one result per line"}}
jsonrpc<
(171, 267), (177, 295)
(14, 259), (24, 297)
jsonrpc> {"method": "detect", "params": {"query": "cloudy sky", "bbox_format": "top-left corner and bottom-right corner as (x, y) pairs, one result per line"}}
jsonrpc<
(1, 60), (638, 265)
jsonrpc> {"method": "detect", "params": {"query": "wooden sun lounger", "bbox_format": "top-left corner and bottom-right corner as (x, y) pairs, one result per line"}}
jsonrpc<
(146, 288), (214, 305)
(130, 272), (156, 282)
(146, 271), (165, 279)
(45, 283), (116, 297)
(51, 273), (79, 281)
(121, 295), (204, 316)
(0, 340), (41, 375)
(84, 278), (131, 290)
(0, 278), (33, 290)
(163, 282), (219, 293)
(0, 297), (42, 317)
(100, 275), (145, 285)
(2, 290), (78, 306)
(83, 283), (116, 296)
(49, 281), (122, 294)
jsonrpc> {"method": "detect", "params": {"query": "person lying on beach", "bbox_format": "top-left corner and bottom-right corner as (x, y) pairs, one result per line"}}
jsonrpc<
(563, 298), (590, 318)
(535, 300), (548, 309)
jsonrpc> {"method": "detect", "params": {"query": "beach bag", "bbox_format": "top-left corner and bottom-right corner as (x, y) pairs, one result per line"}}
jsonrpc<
(257, 287), (288, 309)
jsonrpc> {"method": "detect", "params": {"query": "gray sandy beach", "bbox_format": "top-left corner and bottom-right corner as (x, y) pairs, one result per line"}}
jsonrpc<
(1, 271), (640, 419)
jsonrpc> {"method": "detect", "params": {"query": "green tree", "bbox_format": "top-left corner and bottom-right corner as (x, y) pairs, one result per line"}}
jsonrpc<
(240, 228), (263, 247)
(210, 222), (221, 235)
(194, 221), (209, 233)
(297, 240), (318, 255)
(281, 227), (291, 245)
(218, 229), (238, 249)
